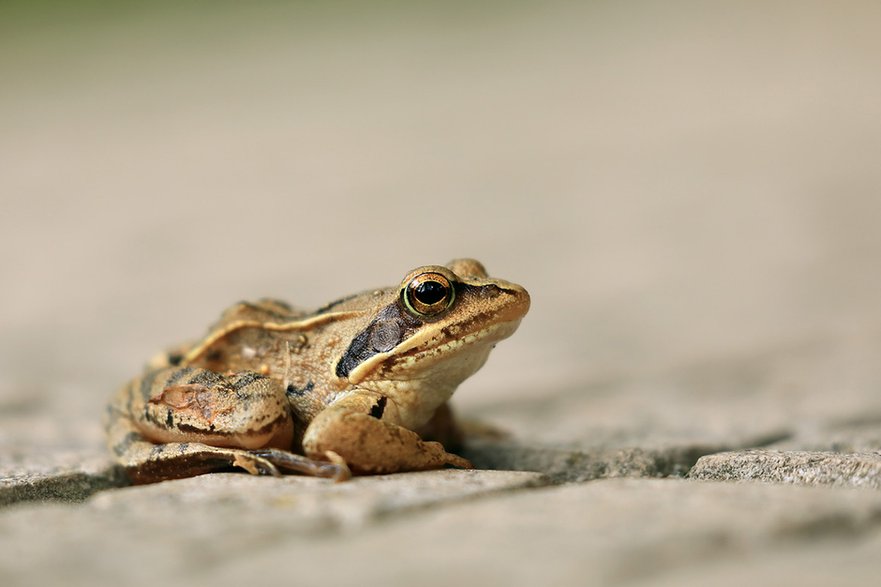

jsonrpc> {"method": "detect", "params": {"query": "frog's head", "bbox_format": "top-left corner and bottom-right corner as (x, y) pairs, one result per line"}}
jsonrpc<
(336, 259), (529, 421)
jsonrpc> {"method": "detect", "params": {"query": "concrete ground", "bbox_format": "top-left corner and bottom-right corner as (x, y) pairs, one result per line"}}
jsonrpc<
(2, 1), (881, 585)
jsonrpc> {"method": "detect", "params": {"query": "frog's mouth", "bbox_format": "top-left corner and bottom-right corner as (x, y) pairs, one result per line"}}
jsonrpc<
(409, 318), (522, 361)
(376, 315), (526, 383)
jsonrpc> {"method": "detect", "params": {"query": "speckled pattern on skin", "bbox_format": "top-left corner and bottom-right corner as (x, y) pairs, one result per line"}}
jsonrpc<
(105, 259), (530, 484)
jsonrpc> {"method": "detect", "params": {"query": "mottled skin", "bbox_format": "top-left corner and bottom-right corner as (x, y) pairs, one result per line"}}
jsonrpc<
(105, 259), (529, 484)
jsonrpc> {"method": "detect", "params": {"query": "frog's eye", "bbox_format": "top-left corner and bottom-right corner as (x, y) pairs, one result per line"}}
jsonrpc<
(402, 272), (455, 317)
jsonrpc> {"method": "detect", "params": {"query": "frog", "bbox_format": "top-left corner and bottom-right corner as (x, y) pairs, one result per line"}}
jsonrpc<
(105, 258), (530, 484)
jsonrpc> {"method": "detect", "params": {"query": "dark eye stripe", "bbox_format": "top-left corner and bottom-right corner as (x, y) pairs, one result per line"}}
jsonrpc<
(335, 303), (420, 378)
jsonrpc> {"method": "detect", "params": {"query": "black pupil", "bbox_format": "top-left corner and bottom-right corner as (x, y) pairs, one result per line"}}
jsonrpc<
(414, 280), (447, 305)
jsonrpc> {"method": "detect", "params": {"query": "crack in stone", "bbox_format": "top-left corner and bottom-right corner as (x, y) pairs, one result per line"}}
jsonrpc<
(461, 442), (721, 483)
(461, 428), (798, 484)
(0, 424), (856, 517)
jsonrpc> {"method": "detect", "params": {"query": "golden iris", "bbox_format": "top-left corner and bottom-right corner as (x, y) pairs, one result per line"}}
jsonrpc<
(402, 272), (454, 317)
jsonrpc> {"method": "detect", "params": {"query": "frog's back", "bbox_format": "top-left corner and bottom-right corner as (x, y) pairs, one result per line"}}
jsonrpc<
(212, 298), (309, 329)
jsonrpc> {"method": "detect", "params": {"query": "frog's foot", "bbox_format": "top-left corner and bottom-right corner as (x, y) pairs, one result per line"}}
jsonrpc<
(248, 448), (352, 482)
(114, 441), (282, 484)
(436, 447), (473, 470)
(303, 403), (475, 475)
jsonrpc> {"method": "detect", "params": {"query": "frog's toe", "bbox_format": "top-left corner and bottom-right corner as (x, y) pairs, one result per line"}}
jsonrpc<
(445, 453), (474, 470)
(248, 448), (352, 481)
(233, 452), (281, 477)
(323, 450), (353, 482)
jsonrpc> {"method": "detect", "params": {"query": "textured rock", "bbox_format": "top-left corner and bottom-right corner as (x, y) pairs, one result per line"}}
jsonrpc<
(0, 470), (548, 586)
(1, 478), (866, 587)
(689, 450), (881, 489)
(86, 468), (549, 529)
(0, 407), (122, 505)
(0, 461), (123, 506)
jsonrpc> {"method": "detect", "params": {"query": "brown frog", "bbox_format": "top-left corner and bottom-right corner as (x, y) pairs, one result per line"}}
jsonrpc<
(105, 258), (529, 483)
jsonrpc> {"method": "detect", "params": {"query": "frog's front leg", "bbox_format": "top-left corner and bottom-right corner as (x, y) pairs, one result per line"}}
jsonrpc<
(107, 367), (349, 483)
(301, 391), (473, 474)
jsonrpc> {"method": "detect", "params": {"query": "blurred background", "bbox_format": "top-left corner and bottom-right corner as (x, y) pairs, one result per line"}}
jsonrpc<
(1, 0), (880, 446)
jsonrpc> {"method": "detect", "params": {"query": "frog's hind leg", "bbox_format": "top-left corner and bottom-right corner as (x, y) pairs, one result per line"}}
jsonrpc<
(106, 368), (349, 484)
(105, 391), (282, 484)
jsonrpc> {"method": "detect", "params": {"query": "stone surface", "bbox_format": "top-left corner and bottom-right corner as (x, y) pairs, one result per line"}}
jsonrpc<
(0, 406), (120, 505)
(641, 529), (881, 587)
(690, 450), (881, 489)
(6, 478), (878, 587)
(0, 470), (547, 586)
(178, 480), (881, 586)
(3, 1), (881, 586)
(0, 451), (121, 506)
